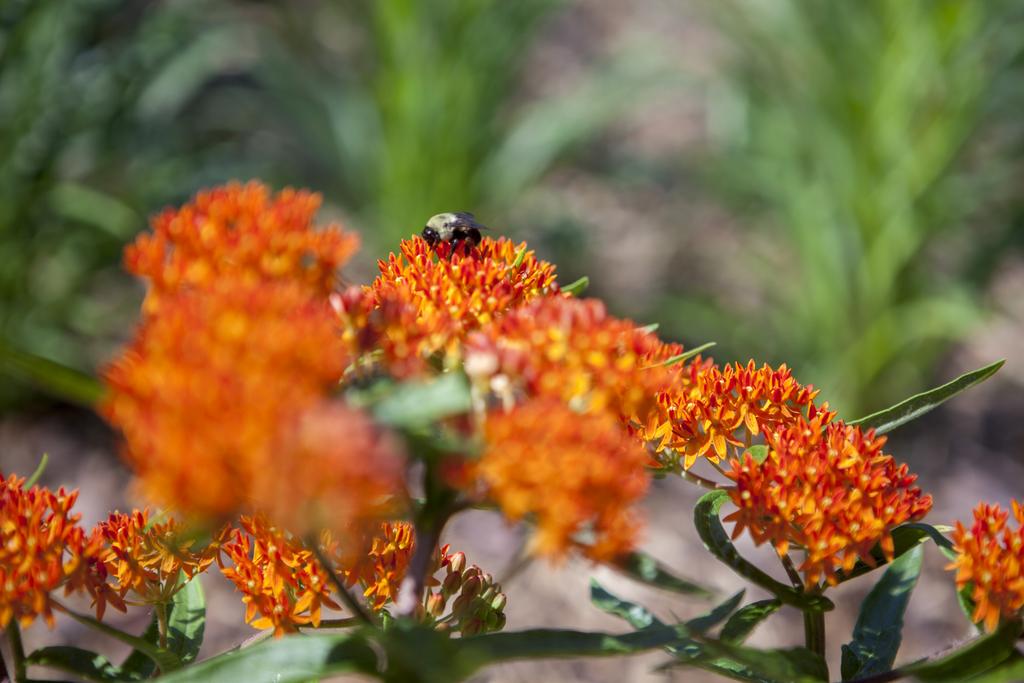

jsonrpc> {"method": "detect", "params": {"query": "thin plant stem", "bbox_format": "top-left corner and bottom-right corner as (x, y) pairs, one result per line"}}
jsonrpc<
(155, 603), (169, 649)
(0, 641), (8, 683)
(681, 470), (727, 490)
(307, 538), (375, 627)
(394, 512), (448, 618)
(803, 609), (826, 663)
(5, 621), (26, 683)
(313, 617), (360, 629)
(779, 552), (803, 590)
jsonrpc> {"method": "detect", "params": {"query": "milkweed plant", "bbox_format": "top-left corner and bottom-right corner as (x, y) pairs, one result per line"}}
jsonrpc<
(0, 181), (1017, 683)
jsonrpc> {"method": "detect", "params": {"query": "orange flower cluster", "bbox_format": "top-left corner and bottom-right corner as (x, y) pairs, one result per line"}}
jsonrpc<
(337, 522), (416, 611)
(125, 181), (358, 312)
(93, 510), (215, 605)
(638, 360), (823, 471)
(102, 278), (350, 521)
(726, 414), (932, 586)
(335, 237), (558, 377)
(477, 400), (650, 560)
(0, 474), (113, 628)
(950, 500), (1024, 631)
(464, 296), (674, 422)
(219, 515), (342, 636)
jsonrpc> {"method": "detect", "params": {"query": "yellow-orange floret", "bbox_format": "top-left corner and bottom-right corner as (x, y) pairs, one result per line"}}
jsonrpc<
(477, 400), (650, 561)
(93, 510), (216, 605)
(726, 414), (932, 587)
(464, 296), (674, 425)
(125, 181), (358, 313)
(644, 359), (825, 470)
(102, 278), (348, 522)
(335, 236), (559, 377)
(950, 500), (1024, 632)
(0, 473), (121, 628)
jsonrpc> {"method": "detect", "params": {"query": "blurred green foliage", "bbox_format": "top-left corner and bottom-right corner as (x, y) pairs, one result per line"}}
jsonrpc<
(676, 0), (1022, 416)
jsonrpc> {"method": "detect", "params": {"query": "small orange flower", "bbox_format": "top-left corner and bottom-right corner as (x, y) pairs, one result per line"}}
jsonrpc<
(643, 360), (824, 470)
(949, 501), (1024, 631)
(0, 474), (118, 628)
(338, 522), (416, 611)
(726, 414), (932, 587)
(93, 510), (216, 605)
(477, 399), (650, 561)
(219, 515), (341, 636)
(464, 296), (674, 424)
(125, 181), (358, 313)
(102, 278), (348, 521)
(335, 237), (559, 377)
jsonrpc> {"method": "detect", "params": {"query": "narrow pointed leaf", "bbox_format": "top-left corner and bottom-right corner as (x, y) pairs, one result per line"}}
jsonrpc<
(612, 551), (713, 597)
(638, 322), (660, 334)
(0, 340), (103, 406)
(721, 600), (782, 644)
(905, 619), (1022, 681)
(119, 612), (160, 679)
(561, 276), (589, 296)
(59, 605), (182, 673)
(850, 361), (1003, 435)
(661, 341), (716, 367)
(166, 575), (205, 663)
(837, 523), (954, 583)
(26, 647), (122, 682)
(24, 453), (49, 488)
(694, 490), (833, 612)
(963, 653), (1024, 683)
(687, 591), (746, 633)
(841, 545), (923, 680)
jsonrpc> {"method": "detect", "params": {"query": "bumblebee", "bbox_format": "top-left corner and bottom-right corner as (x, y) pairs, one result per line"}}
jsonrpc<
(422, 212), (485, 251)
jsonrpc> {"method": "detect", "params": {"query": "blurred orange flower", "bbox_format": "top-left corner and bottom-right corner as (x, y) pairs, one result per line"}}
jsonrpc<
(93, 510), (216, 606)
(336, 522), (416, 611)
(641, 360), (824, 470)
(125, 181), (358, 313)
(477, 399), (650, 561)
(0, 474), (119, 628)
(950, 500), (1024, 631)
(726, 414), (932, 587)
(102, 278), (348, 521)
(335, 237), (559, 377)
(464, 296), (674, 423)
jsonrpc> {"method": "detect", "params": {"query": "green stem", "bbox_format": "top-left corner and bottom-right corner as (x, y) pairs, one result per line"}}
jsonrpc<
(155, 603), (168, 650)
(5, 621), (26, 683)
(307, 538), (375, 627)
(51, 600), (171, 669)
(803, 608), (826, 662)
(681, 470), (727, 490)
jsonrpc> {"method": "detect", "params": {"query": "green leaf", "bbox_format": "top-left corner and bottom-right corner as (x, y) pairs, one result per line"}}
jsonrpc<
(155, 632), (380, 683)
(694, 490), (833, 612)
(24, 453), (49, 488)
(25, 646), (123, 682)
(746, 445), (770, 464)
(841, 545), (923, 680)
(166, 575), (205, 663)
(561, 276), (589, 296)
(963, 653), (1024, 683)
(721, 600), (782, 644)
(687, 591), (746, 633)
(669, 640), (829, 683)
(119, 613), (160, 679)
(661, 341), (717, 367)
(372, 372), (471, 427)
(0, 339), (104, 406)
(59, 604), (182, 674)
(590, 580), (661, 630)
(612, 551), (713, 597)
(837, 522), (954, 583)
(638, 323), (660, 334)
(850, 360), (1004, 435)
(906, 619), (1023, 682)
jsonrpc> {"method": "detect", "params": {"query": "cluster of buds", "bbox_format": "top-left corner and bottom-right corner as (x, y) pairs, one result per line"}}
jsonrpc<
(425, 552), (507, 636)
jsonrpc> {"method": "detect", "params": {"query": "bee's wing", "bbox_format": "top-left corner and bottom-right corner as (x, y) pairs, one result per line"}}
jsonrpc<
(453, 211), (488, 230)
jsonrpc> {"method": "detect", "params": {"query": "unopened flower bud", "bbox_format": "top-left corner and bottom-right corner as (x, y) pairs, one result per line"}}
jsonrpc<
(461, 575), (482, 599)
(447, 551), (467, 574)
(426, 592), (446, 618)
(490, 592), (507, 612)
(461, 617), (483, 637)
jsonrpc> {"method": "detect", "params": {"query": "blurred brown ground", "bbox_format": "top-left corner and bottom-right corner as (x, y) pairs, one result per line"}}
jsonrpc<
(2, 0), (1023, 681)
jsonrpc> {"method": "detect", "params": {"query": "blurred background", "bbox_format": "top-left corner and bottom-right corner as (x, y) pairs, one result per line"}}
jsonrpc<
(1, 1), (1023, 681)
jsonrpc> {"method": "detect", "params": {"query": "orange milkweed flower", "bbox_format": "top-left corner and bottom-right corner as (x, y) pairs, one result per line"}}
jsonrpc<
(642, 360), (825, 471)
(463, 296), (674, 424)
(0, 473), (119, 628)
(335, 236), (559, 378)
(725, 415), (932, 587)
(102, 278), (349, 522)
(219, 515), (341, 636)
(93, 510), (216, 606)
(125, 181), (358, 313)
(335, 522), (417, 611)
(476, 399), (650, 561)
(949, 500), (1024, 632)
